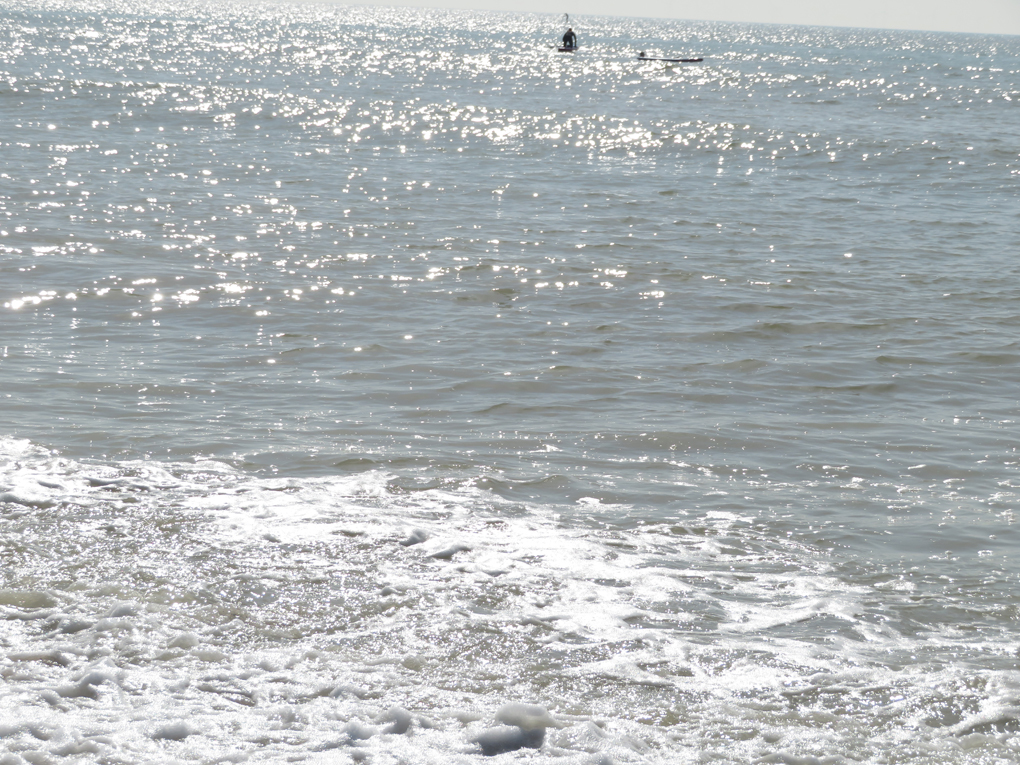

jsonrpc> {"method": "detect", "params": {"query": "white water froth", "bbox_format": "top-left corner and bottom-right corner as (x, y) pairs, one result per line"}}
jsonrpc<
(2, 437), (1020, 762)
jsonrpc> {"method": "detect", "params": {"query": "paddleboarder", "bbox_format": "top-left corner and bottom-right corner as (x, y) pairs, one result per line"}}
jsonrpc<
(562, 27), (577, 49)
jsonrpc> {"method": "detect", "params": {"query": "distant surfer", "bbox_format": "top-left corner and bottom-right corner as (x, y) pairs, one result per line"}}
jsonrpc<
(562, 27), (577, 49)
(635, 51), (704, 63)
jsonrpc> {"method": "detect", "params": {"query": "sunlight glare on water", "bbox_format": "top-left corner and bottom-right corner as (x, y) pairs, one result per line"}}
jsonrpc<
(2, 1), (1020, 762)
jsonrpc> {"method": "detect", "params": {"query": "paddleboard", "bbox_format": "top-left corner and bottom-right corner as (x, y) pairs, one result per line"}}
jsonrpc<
(638, 55), (703, 62)
(558, 46), (578, 53)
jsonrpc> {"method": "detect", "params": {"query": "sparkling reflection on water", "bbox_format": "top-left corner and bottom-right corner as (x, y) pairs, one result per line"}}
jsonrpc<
(1, 2), (1020, 762)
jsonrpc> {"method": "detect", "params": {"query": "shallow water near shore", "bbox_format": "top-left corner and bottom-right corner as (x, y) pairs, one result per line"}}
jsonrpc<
(2, 1), (1020, 762)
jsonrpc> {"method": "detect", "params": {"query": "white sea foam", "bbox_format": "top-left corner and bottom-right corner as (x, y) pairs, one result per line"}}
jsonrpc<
(0, 438), (1017, 761)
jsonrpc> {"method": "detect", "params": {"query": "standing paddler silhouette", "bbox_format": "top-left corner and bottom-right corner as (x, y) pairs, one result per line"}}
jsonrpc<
(559, 13), (577, 52)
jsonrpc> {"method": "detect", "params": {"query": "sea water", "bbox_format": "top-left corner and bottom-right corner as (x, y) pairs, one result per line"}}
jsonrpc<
(1, 1), (1019, 761)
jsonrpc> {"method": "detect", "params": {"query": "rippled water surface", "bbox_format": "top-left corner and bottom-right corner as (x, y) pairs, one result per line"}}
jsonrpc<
(2, 1), (1020, 762)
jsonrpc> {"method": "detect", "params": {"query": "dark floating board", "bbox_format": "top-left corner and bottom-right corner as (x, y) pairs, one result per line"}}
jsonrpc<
(549, 48), (702, 61)
(638, 56), (703, 62)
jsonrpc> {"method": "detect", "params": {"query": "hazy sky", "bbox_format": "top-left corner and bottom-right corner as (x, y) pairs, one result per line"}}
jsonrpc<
(352, 0), (1020, 36)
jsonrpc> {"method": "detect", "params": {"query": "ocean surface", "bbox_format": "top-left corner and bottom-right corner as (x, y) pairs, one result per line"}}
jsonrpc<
(2, 1), (1019, 762)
